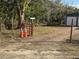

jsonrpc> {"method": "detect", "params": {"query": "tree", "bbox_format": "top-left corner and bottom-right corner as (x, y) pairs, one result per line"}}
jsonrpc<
(15, 0), (31, 29)
(0, 0), (32, 29)
(0, 0), (79, 28)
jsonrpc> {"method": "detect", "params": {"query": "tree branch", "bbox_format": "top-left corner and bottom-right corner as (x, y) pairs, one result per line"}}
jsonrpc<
(23, 0), (31, 12)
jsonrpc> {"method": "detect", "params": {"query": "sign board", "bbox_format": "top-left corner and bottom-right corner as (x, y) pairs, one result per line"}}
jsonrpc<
(30, 17), (35, 20)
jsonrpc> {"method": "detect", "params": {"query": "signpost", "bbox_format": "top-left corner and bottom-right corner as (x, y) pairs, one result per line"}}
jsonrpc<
(29, 17), (35, 36)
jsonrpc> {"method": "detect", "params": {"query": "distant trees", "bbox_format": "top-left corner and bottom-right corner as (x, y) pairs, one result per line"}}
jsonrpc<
(43, 0), (79, 26)
(28, 0), (79, 26)
(0, 0), (79, 28)
(0, 0), (17, 29)
(0, 0), (31, 29)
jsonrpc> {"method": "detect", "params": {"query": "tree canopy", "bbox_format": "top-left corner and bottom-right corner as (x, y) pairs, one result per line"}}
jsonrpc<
(0, 0), (79, 27)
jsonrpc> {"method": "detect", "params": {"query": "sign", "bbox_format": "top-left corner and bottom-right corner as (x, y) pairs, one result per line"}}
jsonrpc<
(30, 17), (35, 20)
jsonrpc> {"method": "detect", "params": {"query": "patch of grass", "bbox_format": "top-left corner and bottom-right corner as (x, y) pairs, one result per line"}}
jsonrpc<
(0, 29), (19, 43)
(72, 33), (79, 40)
(33, 26), (56, 37)
(0, 26), (70, 42)
(33, 26), (69, 37)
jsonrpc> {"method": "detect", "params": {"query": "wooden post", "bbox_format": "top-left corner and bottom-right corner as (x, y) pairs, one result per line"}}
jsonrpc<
(70, 19), (73, 42)
(27, 22), (30, 36)
(31, 19), (33, 36)
(0, 23), (1, 32)
(11, 18), (13, 38)
(29, 17), (35, 37)
(0, 18), (2, 32)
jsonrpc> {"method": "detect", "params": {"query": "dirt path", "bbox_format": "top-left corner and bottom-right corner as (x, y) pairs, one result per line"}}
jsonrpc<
(0, 27), (79, 59)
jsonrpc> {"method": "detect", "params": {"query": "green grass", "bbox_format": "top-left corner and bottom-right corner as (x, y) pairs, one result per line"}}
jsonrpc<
(0, 26), (69, 42)
(0, 26), (68, 37)
(33, 26), (56, 37)
(0, 26), (56, 39)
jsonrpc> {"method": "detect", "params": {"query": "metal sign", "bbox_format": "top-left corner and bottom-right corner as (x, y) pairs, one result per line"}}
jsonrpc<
(30, 17), (35, 20)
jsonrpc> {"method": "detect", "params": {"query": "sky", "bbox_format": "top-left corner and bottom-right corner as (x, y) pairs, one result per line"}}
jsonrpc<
(61, 0), (79, 8)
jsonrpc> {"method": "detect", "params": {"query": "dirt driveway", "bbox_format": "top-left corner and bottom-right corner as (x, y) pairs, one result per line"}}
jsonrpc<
(0, 27), (79, 59)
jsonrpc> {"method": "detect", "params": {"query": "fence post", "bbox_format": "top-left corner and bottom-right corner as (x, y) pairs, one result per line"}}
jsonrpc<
(30, 19), (33, 36)
(70, 19), (73, 42)
(0, 23), (1, 32)
(30, 17), (35, 36)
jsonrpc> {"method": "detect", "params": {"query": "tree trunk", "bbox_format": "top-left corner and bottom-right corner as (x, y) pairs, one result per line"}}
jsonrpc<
(16, 0), (25, 29)
(16, 0), (31, 29)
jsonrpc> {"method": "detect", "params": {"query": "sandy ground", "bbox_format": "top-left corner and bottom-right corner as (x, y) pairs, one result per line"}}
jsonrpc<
(0, 27), (79, 59)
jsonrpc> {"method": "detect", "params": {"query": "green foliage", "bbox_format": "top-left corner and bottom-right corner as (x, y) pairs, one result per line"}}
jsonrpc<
(0, 0), (79, 26)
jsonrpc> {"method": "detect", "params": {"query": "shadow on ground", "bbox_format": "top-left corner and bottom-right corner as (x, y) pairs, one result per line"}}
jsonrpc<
(65, 39), (79, 45)
(75, 27), (79, 30)
(75, 58), (79, 59)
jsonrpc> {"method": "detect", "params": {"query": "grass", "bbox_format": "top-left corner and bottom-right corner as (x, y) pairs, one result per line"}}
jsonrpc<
(1, 26), (79, 58)
(34, 26), (56, 37)
(34, 26), (70, 37)
(0, 26), (70, 43)
(0, 26), (68, 37)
